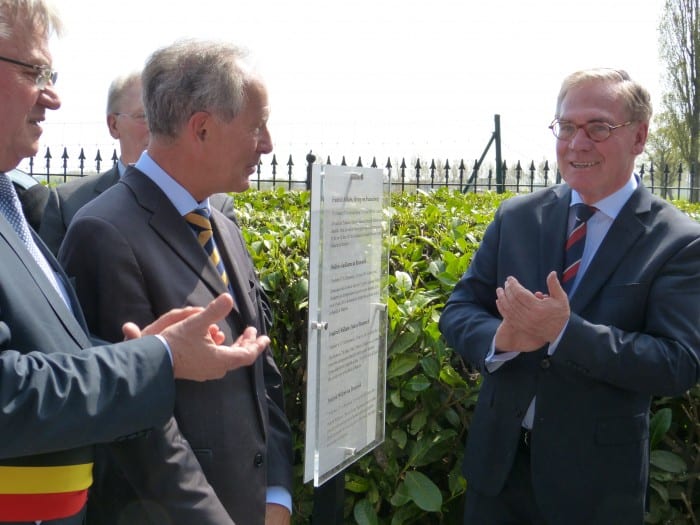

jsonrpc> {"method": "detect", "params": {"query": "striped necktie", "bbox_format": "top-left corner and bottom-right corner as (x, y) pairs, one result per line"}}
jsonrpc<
(0, 172), (65, 298)
(562, 203), (597, 295)
(184, 207), (230, 289)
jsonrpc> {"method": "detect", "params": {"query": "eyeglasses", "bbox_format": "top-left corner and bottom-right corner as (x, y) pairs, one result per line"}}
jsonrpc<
(115, 112), (147, 122)
(0, 54), (57, 90)
(549, 119), (632, 142)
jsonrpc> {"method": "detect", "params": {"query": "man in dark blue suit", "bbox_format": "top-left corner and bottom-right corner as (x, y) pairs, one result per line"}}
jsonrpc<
(0, 2), (269, 523)
(440, 68), (700, 524)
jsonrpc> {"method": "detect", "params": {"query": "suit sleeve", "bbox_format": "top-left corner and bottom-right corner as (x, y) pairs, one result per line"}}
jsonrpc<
(439, 205), (510, 374)
(0, 334), (174, 459)
(38, 187), (67, 257)
(60, 214), (233, 523)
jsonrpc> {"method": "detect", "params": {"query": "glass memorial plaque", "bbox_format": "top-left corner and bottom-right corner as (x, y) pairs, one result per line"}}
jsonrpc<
(304, 164), (388, 486)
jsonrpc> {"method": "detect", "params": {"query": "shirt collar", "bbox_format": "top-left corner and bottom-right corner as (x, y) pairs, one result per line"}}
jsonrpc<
(134, 151), (210, 215)
(569, 173), (638, 220)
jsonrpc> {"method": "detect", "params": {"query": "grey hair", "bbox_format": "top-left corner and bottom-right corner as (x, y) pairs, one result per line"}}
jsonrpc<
(0, 0), (62, 40)
(555, 68), (653, 123)
(106, 71), (141, 115)
(142, 39), (254, 138)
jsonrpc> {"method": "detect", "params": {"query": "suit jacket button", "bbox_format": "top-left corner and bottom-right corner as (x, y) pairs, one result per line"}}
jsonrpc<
(540, 358), (550, 369)
(254, 452), (264, 468)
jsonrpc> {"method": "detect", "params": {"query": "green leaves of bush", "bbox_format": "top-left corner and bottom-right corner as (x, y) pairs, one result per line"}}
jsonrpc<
(233, 188), (700, 523)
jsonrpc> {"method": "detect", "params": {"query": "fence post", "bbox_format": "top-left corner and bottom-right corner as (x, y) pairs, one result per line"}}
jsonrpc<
(494, 114), (503, 193)
(44, 147), (52, 185)
(306, 151), (315, 191)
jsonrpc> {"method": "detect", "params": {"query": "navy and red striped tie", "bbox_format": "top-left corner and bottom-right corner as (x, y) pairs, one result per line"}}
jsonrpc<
(562, 204), (597, 295)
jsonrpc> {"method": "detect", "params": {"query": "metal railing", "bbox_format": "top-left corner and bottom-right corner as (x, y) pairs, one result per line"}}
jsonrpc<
(19, 146), (700, 201)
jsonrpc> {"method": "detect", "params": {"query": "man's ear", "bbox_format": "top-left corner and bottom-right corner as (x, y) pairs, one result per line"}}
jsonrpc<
(189, 111), (210, 143)
(632, 121), (649, 155)
(107, 113), (119, 139)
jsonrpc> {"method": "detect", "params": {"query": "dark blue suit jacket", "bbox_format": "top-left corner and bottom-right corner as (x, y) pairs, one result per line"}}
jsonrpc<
(0, 208), (177, 525)
(439, 182), (700, 525)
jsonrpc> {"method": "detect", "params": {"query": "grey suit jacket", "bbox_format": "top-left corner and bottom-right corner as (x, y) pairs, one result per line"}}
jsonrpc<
(40, 165), (237, 257)
(40, 165), (121, 256)
(0, 201), (179, 525)
(439, 182), (700, 525)
(60, 168), (293, 525)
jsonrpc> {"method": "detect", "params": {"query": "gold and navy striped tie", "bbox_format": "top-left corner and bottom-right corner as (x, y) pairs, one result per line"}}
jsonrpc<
(184, 208), (230, 288)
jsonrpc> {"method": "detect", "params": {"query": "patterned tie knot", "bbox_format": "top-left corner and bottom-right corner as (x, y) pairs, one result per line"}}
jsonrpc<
(574, 203), (597, 223)
(184, 208), (230, 288)
(565, 204), (597, 251)
(185, 208), (214, 245)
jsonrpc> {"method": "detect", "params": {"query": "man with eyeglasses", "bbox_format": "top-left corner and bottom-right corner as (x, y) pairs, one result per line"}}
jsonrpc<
(38, 72), (148, 255)
(440, 68), (700, 524)
(0, 2), (271, 523)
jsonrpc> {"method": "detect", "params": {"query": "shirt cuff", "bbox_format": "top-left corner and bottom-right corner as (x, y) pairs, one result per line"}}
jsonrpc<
(267, 486), (292, 513)
(547, 319), (569, 356)
(154, 334), (173, 364)
(484, 337), (519, 372)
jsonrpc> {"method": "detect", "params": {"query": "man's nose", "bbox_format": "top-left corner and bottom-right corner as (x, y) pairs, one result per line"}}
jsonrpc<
(38, 84), (61, 110)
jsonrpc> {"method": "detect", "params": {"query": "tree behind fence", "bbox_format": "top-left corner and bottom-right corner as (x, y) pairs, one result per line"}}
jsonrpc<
(20, 146), (700, 200)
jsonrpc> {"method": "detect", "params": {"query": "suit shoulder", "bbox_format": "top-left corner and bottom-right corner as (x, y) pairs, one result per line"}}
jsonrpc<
(498, 185), (563, 213)
(648, 195), (700, 236)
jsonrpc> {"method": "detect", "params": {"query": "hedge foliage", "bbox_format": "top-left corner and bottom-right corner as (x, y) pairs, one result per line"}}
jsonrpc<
(233, 187), (700, 524)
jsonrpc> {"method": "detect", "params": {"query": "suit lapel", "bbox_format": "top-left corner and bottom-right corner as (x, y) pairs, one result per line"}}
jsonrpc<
(211, 210), (257, 326)
(570, 185), (650, 312)
(122, 170), (239, 314)
(0, 216), (90, 347)
(540, 185), (571, 288)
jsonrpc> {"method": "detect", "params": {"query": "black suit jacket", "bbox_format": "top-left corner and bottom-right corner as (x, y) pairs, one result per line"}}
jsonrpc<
(60, 168), (293, 525)
(0, 199), (180, 525)
(439, 183), (700, 525)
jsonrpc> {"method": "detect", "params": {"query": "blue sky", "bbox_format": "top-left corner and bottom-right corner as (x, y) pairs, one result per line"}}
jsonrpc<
(27, 0), (665, 174)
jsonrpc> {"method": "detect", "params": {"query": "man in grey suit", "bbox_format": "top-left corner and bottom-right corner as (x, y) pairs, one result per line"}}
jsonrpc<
(0, 2), (270, 523)
(40, 71), (238, 256)
(61, 40), (293, 525)
(440, 68), (700, 524)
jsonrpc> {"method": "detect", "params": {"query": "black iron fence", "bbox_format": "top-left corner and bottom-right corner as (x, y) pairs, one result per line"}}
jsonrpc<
(19, 146), (700, 200)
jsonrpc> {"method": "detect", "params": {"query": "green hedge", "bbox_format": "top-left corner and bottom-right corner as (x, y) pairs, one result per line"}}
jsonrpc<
(233, 188), (700, 524)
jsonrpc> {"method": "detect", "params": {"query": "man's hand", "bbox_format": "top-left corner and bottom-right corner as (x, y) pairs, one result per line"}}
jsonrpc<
(123, 306), (227, 345)
(495, 271), (570, 346)
(494, 319), (547, 353)
(265, 503), (291, 525)
(123, 294), (269, 381)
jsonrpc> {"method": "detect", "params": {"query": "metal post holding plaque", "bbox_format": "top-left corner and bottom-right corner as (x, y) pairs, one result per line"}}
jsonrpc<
(304, 164), (388, 510)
